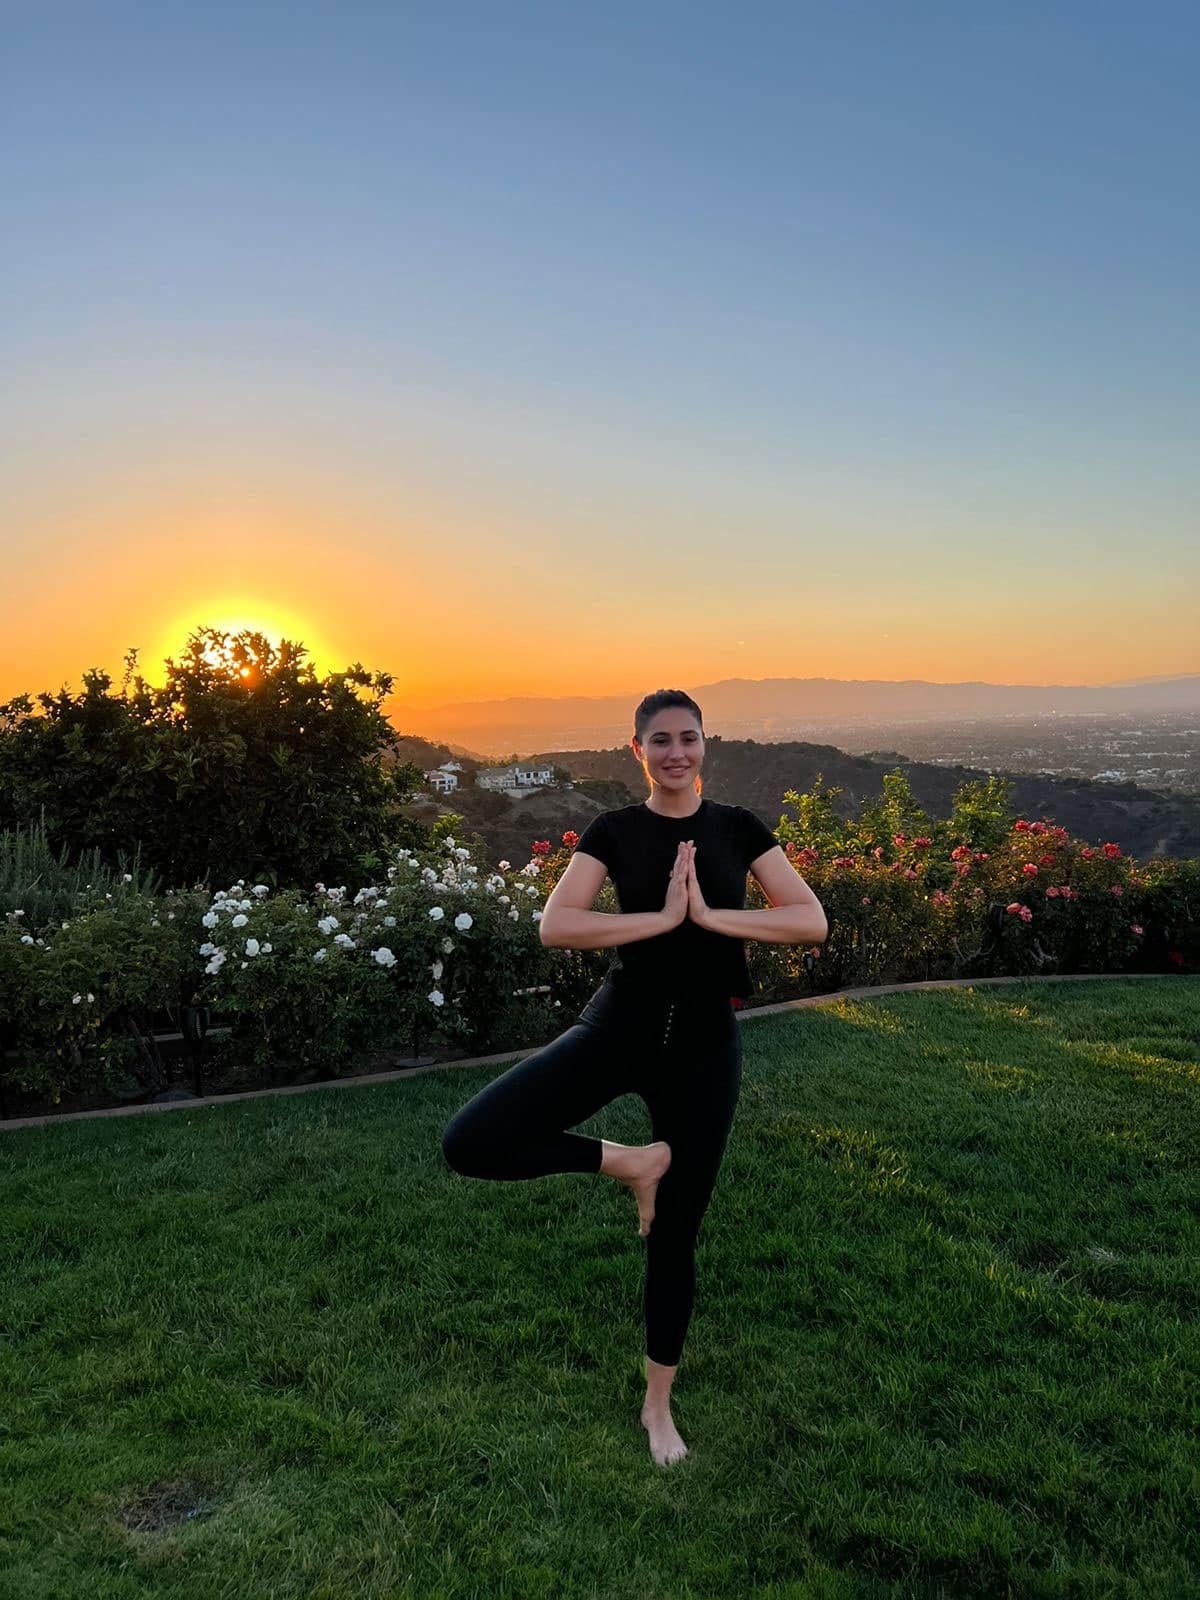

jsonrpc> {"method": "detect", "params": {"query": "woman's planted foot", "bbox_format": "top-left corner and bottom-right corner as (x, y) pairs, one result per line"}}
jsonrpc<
(640, 1403), (688, 1466)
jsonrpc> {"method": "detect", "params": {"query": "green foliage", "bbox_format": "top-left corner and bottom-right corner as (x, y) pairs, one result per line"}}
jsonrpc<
(573, 776), (636, 809)
(948, 773), (1017, 853)
(776, 771), (846, 855)
(0, 813), (160, 934)
(0, 628), (428, 892)
(1, 889), (204, 1103)
(2, 781), (1194, 1117)
(776, 768), (1016, 865)
(857, 769), (935, 849)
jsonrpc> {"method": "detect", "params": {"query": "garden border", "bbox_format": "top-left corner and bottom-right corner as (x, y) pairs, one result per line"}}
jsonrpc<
(2, 970), (1194, 1133)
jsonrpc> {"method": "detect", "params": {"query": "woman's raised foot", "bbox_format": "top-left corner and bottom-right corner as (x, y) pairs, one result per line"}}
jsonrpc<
(632, 1140), (672, 1236)
(599, 1139), (672, 1235)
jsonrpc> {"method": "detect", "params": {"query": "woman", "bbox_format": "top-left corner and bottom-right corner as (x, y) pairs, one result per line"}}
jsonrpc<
(440, 689), (828, 1465)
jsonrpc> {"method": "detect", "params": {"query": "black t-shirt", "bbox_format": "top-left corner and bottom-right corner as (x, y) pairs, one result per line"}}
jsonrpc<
(572, 797), (780, 1000)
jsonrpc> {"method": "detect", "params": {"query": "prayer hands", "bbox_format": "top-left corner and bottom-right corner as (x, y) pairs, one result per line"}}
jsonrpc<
(684, 841), (713, 930)
(663, 841), (714, 931)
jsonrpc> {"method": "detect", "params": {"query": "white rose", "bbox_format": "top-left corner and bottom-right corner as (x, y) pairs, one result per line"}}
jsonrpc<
(261, 942), (272, 954)
(253, 884), (270, 897)
(441, 937), (454, 953)
(72, 993), (82, 1004)
(313, 948), (328, 963)
(428, 988), (444, 1007)
(334, 933), (355, 948)
(431, 959), (443, 980)
(454, 912), (473, 931)
(373, 947), (396, 967)
(383, 915), (396, 927)
(20, 935), (34, 945)
(318, 916), (339, 935)
(428, 906), (445, 921)
(202, 911), (219, 929)
(245, 939), (261, 956)
(232, 914), (248, 929)
(199, 942), (216, 956)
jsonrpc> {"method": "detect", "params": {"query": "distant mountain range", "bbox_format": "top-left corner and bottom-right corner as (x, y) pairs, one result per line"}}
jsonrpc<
(387, 674), (1200, 756)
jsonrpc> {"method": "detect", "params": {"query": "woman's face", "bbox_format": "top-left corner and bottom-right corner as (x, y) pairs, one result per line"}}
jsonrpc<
(634, 711), (704, 789)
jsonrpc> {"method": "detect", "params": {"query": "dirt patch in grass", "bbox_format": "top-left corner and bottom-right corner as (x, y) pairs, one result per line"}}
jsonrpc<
(117, 1477), (218, 1535)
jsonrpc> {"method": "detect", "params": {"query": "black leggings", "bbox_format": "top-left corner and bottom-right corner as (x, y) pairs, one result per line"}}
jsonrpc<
(440, 976), (743, 1367)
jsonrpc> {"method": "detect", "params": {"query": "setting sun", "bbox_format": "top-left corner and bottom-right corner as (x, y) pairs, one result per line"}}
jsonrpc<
(144, 605), (336, 684)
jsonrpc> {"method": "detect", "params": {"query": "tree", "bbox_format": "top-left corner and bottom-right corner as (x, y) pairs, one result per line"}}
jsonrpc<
(0, 628), (425, 889)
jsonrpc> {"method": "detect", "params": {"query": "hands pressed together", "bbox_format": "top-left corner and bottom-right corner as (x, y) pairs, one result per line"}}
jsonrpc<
(662, 839), (712, 931)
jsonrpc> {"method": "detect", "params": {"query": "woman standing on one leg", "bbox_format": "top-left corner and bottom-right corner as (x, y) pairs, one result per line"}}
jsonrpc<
(440, 689), (828, 1465)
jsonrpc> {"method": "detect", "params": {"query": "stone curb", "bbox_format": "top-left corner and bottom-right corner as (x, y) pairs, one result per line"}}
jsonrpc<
(1, 971), (1193, 1133)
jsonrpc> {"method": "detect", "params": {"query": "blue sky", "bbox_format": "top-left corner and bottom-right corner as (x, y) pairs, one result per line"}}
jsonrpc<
(3, 1), (1197, 702)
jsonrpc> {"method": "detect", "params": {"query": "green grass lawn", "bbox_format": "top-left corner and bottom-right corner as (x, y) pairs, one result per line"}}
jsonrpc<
(2, 977), (1197, 1599)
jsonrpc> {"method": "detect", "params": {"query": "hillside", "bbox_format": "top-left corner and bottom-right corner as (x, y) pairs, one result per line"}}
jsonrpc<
(391, 734), (1200, 867)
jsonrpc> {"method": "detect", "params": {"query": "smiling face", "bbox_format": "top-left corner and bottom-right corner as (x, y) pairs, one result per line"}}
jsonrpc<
(633, 708), (705, 791)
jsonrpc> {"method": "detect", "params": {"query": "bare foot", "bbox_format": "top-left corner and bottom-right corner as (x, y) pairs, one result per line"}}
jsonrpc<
(640, 1404), (688, 1466)
(600, 1139), (673, 1235)
(630, 1141), (672, 1236)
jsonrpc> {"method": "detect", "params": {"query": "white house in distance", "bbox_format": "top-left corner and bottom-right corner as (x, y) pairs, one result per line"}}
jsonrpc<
(476, 762), (556, 792)
(427, 767), (460, 793)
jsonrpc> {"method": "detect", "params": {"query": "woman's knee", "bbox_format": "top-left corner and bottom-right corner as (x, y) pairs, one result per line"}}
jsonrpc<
(441, 1113), (483, 1175)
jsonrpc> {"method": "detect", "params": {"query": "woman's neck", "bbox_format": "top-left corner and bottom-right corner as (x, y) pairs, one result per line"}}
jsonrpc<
(644, 791), (703, 819)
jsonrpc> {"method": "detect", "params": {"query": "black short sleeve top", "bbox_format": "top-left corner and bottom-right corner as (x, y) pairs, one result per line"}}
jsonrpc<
(572, 797), (779, 1000)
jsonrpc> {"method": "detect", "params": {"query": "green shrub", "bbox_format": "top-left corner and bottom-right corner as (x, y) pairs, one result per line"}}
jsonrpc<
(0, 628), (427, 891)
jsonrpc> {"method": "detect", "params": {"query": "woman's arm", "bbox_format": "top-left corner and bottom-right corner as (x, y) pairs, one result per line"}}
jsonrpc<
(688, 844), (829, 945)
(540, 906), (674, 951)
(539, 848), (678, 950)
(701, 903), (827, 944)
